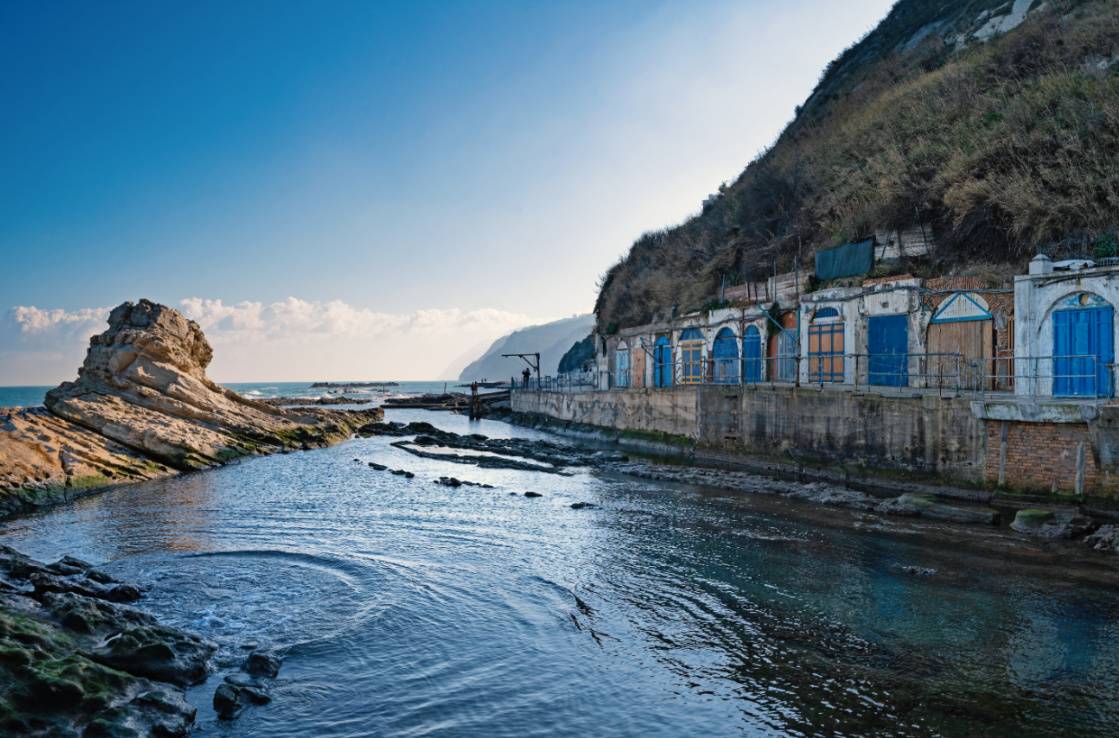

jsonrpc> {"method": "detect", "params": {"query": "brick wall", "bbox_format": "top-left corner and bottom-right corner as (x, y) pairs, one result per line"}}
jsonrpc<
(985, 420), (1098, 493)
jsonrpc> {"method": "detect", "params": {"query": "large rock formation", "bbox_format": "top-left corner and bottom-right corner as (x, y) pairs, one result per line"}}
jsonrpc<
(0, 299), (380, 517)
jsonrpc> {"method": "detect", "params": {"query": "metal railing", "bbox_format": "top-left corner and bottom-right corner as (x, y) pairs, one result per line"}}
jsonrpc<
(517, 353), (1115, 400)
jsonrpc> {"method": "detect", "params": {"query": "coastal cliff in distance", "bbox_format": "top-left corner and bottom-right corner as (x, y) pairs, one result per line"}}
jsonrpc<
(0, 299), (380, 517)
(457, 314), (593, 382)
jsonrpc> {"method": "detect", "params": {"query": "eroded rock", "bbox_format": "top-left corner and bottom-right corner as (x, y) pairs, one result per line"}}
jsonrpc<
(1, 300), (381, 518)
(1011, 509), (1098, 539)
(0, 547), (212, 736)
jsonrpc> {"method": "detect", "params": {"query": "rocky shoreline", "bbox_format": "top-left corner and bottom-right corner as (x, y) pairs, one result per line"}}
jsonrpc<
(0, 300), (380, 519)
(506, 413), (1119, 556)
(0, 545), (283, 735)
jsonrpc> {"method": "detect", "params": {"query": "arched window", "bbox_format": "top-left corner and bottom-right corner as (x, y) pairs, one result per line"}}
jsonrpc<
(614, 341), (630, 388)
(678, 328), (705, 384)
(712, 327), (739, 384)
(653, 335), (673, 388)
(808, 306), (845, 383)
(742, 325), (762, 383)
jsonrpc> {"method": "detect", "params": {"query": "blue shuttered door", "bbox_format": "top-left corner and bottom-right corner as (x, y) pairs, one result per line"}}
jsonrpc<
(868, 315), (908, 387)
(713, 328), (739, 384)
(742, 326), (762, 383)
(654, 337), (673, 388)
(1054, 307), (1114, 397)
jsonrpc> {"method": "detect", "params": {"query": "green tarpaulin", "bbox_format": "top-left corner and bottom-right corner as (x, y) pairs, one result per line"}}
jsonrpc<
(815, 238), (874, 280)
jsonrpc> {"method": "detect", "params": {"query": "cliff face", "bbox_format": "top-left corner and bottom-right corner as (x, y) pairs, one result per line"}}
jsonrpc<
(596, 0), (1119, 329)
(0, 299), (379, 517)
(457, 314), (594, 381)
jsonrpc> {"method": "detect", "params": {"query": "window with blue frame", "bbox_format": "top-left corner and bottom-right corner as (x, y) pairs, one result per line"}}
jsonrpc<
(807, 307), (845, 383)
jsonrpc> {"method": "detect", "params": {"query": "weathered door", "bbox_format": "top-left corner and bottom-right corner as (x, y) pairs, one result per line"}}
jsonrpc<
(927, 320), (992, 389)
(742, 325), (762, 383)
(868, 315), (908, 387)
(631, 347), (646, 388)
(654, 335), (673, 388)
(1054, 307), (1114, 397)
(712, 328), (739, 384)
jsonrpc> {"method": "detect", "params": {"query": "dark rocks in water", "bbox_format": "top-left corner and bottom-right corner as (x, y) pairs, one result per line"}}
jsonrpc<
(436, 476), (493, 489)
(214, 671), (273, 719)
(390, 469), (415, 479)
(359, 422), (624, 474)
(0, 545), (212, 736)
(358, 420), (439, 436)
(524, 491), (543, 498)
(876, 494), (1000, 526)
(570, 502), (597, 510)
(368, 462), (388, 471)
(896, 565), (937, 577)
(509, 492), (519, 496)
(244, 650), (282, 679)
(1011, 509), (1097, 539)
(1086, 524), (1119, 553)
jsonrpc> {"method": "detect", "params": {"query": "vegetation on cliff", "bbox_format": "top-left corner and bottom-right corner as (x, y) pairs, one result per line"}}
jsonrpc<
(596, 0), (1119, 329)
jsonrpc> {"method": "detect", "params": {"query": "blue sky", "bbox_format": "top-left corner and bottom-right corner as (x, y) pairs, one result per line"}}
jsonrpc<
(0, 0), (894, 382)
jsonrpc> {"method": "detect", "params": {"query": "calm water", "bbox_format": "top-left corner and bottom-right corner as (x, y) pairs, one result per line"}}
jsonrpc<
(0, 381), (463, 408)
(3, 409), (1119, 737)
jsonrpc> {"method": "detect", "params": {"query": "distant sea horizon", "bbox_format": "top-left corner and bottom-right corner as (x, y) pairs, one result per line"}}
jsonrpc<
(0, 380), (463, 409)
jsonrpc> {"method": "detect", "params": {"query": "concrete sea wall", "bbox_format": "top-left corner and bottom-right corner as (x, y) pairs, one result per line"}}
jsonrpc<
(512, 387), (1119, 496)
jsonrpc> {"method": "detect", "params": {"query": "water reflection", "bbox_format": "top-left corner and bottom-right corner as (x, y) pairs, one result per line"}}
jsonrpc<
(1, 409), (1118, 737)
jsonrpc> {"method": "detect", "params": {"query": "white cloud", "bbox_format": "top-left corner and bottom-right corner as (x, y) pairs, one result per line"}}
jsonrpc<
(1, 299), (543, 385)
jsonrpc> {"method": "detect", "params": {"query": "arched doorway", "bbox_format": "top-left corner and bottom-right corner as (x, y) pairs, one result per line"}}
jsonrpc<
(807, 307), (844, 383)
(614, 341), (630, 388)
(679, 328), (705, 384)
(1052, 292), (1114, 397)
(743, 325), (762, 383)
(653, 335), (673, 388)
(712, 327), (739, 384)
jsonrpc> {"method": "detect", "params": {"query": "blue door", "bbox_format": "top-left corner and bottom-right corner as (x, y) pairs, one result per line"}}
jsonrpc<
(868, 315), (908, 387)
(654, 335), (673, 388)
(742, 325), (762, 383)
(712, 328), (739, 384)
(1054, 307), (1114, 397)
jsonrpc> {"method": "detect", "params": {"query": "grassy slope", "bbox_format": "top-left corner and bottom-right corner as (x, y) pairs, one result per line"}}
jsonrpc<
(596, 0), (1119, 330)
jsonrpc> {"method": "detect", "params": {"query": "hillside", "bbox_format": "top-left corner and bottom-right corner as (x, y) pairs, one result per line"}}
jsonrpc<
(457, 314), (594, 381)
(596, 0), (1119, 330)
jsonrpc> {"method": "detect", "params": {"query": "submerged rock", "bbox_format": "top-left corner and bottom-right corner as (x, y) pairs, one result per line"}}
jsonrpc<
(1011, 509), (1097, 539)
(1086, 525), (1119, 552)
(524, 491), (543, 498)
(214, 678), (271, 720)
(570, 502), (597, 510)
(243, 650), (281, 679)
(876, 494), (1000, 525)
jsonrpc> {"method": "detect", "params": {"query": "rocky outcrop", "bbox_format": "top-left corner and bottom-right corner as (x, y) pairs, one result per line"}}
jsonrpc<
(0, 546), (213, 736)
(1, 299), (381, 517)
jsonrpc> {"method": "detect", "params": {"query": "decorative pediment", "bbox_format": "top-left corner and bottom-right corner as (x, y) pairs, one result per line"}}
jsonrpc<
(930, 292), (991, 323)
